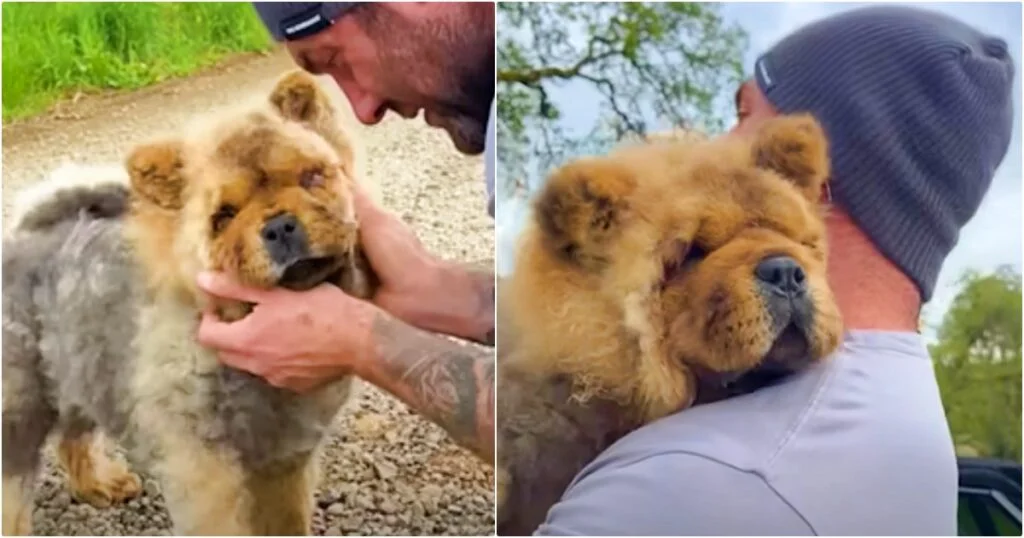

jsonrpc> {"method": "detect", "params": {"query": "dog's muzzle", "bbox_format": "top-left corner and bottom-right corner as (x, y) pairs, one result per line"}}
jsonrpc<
(262, 213), (344, 291)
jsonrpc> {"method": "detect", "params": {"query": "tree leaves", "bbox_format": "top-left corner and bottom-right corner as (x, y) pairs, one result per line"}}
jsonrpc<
(497, 2), (747, 189)
(931, 266), (1021, 461)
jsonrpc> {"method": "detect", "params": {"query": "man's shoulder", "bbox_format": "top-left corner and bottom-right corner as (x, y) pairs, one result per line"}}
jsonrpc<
(582, 330), (938, 474)
(587, 355), (836, 473)
(539, 331), (958, 536)
(536, 447), (814, 536)
(534, 369), (831, 535)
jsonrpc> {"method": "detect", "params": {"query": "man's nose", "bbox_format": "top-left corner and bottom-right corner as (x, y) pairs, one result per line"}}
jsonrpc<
(331, 75), (386, 125)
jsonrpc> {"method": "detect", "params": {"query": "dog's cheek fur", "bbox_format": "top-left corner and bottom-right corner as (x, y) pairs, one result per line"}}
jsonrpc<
(665, 246), (777, 373)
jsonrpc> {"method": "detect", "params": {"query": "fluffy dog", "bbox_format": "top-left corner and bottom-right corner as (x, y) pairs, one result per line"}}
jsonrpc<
(496, 114), (844, 534)
(2, 69), (378, 535)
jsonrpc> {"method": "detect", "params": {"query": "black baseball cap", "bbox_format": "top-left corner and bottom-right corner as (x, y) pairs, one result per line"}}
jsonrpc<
(252, 2), (363, 42)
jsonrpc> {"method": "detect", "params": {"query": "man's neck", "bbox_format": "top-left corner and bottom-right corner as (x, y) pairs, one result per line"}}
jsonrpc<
(825, 209), (922, 332)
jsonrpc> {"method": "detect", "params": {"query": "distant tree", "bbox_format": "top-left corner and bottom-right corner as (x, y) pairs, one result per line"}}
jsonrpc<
(497, 2), (747, 195)
(931, 266), (1021, 461)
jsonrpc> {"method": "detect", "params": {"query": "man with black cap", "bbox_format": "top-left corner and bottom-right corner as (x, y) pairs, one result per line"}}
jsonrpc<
(533, 5), (1015, 535)
(195, 2), (497, 463)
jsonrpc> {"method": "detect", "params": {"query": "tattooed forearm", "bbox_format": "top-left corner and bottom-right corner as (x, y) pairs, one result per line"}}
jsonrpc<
(367, 313), (495, 464)
(461, 259), (496, 348)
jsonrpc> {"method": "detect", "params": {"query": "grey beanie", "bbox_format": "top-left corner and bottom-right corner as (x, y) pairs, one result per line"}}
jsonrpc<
(252, 2), (362, 42)
(754, 5), (1015, 301)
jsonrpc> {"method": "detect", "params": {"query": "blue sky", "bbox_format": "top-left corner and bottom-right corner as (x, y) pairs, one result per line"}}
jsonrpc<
(496, 2), (1022, 336)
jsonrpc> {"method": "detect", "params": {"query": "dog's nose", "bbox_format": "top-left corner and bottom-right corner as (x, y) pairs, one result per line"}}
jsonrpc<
(755, 256), (807, 298)
(262, 213), (309, 264)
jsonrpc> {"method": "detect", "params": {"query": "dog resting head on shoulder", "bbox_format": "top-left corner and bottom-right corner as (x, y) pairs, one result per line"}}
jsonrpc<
(505, 112), (843, 422)
(496, 114), (843, 533)
(123, 69), (378, 320)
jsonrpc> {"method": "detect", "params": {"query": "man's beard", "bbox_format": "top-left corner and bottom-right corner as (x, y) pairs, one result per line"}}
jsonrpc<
(429, 65), (493, 155)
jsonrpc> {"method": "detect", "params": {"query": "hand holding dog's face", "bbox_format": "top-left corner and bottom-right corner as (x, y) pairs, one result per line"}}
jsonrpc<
(124, 71), (377, 320)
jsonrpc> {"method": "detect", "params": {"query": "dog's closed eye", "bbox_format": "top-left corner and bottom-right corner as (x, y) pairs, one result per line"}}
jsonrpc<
(211, 204), (237, 234)
(662, 240), (708, 284)
(300, 168), (324, 189)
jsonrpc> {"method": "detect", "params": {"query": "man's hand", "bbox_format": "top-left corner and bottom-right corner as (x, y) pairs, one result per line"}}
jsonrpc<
(195, 272), (377, 392)
(353, 187), (494, 345)
(195, 270), (495, 462)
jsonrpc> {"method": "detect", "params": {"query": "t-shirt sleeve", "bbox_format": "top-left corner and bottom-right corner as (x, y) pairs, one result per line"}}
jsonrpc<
(534, 452), (814, 536)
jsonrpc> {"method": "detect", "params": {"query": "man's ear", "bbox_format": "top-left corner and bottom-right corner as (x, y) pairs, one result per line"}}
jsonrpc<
(750, 113), (831, 203)
(125, 139), (185, 210)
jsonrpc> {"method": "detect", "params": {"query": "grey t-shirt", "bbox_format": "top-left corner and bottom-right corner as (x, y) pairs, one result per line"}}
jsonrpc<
(535, 330), (959, 536)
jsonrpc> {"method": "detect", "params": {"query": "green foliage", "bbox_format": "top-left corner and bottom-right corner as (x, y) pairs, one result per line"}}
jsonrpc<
(2, 2), (273, 122)
(497, 2), (747, 190)
(931, 266), (1022, 461)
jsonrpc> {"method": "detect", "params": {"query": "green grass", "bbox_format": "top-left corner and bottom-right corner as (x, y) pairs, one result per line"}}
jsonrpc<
(2, 2), (274, 122)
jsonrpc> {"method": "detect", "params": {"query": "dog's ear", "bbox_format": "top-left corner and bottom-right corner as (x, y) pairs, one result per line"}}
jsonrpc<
(750, 113), (830, 203)
(534, 158), (637, 272)
(269, 69), (356, 175)
(269, 69), (336, 124)
(125, 139), (186, 210)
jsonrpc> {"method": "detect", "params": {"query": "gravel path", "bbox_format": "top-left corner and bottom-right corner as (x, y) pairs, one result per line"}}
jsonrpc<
(1, 49), (495, 536)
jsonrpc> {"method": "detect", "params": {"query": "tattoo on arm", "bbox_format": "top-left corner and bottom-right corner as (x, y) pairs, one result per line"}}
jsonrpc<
(369, 314), (495, 464)
(461, 259), (496, 348)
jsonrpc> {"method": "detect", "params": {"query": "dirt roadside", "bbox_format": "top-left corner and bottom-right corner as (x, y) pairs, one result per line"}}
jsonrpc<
(1, 49), (495, 536)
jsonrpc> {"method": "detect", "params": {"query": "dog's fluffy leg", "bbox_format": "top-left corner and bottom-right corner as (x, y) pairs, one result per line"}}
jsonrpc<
(2, 320), (56, 535)
(2, 475), (36, 536)
(156, 435), (317, 536)
(152, 433), (253, 535)
(245, 455), (319, 535)
(57, 425), (141, 508)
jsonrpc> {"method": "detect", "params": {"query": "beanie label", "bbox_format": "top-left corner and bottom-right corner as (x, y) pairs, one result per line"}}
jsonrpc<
(756, 56), (776, 91)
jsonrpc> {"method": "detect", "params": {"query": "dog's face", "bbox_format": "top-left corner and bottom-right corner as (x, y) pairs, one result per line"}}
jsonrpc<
(124, 70), (373, 312)
(506, 114), (842, 420)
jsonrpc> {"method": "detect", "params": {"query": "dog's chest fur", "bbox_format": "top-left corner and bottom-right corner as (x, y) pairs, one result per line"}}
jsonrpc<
(5, 216), (353, 471)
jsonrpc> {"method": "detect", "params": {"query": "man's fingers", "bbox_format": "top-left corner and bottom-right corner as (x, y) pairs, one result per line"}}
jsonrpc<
(220, 350), (261, 373)
(196, 311), (249, 352)
(196, 271), (268, 304)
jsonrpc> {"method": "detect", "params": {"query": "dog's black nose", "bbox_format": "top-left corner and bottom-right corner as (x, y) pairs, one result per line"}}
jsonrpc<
(755, 256), (807, 298)
(262, 213), (309, 264)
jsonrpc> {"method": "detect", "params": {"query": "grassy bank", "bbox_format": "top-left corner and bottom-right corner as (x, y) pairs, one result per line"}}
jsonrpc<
(2, 2), (274, 122)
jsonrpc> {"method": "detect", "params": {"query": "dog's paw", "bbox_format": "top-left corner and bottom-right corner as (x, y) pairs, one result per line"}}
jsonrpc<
(68, 462), (142, 509)
(535, 158), (637, 271)
(751, 113), (830, 203)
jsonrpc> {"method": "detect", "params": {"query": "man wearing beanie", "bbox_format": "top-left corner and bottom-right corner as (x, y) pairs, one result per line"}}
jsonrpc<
(196, 3), (498, 463)
(535, 6), (1015, 536)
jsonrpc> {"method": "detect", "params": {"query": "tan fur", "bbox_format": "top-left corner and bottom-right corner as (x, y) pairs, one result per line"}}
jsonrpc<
(3, 475), (34, 536)
(57, 431), (142, 508)
(124, 73), (373, 317)
(507, 113), (839, 419)
(0, 69), (373, 535)
(108, 69), (376, 534)
(497, 114), (844, 533)
(128, 298), (336, 535)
